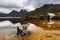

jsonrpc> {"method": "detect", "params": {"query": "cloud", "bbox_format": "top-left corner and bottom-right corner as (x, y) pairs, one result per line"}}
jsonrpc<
(0, 21), (14, 27)
(26, 0), (57, 8)
(0, 0), (28, 13)
(0, 7), (11, 14)
(0, 0), (60, 13)
(0, 7), (21, 14)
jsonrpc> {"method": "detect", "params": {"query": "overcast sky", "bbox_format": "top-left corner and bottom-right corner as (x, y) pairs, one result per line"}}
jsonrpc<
(0, 0), (60, 14)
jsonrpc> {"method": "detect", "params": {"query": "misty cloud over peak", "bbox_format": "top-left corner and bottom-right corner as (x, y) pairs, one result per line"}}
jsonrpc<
(0, 0), (60, 13)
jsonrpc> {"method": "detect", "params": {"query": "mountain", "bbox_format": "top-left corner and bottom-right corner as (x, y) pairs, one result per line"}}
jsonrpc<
(8, 10), (19, 16)
(0, 9), (28, 17)
(20, 10), (28, 14)
(9, 10), (19, 15)
(34, 4), (60, 13)
(9, 9), (28, 17)
(0, 4), (60, 17)
(25, 4), (60, 17)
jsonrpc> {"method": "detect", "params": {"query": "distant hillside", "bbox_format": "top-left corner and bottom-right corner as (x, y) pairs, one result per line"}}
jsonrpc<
(0, 13), (8, 17)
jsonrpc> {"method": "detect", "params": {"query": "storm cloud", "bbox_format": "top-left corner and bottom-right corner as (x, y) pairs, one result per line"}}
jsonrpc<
(0, 0), (60, 13)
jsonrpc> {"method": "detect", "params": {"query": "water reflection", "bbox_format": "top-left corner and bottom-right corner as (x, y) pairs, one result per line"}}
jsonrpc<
(0, 20), (60, 40)
(0, 21), (14, 27)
